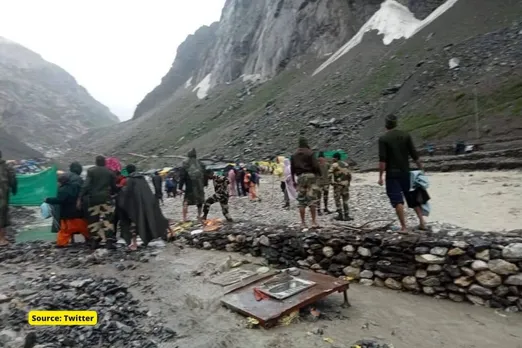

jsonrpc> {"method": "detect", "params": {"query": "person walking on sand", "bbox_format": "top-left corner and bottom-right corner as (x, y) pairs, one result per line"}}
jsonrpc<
(291, 137), (321, 229)
(178, 149), (207, 222)
(378, 114), (426, 232)
(0, 151), (17, 246)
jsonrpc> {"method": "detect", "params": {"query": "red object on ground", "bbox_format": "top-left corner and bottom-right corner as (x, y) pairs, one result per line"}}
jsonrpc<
(253, 288), (269, 301)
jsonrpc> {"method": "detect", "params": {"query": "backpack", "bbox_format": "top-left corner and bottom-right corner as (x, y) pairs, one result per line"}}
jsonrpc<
(187, 160), (204, 182)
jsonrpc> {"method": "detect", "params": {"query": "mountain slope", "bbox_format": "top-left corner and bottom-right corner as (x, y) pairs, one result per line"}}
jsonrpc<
(0, 37), (119, 157)
(63, 0), (522, 167)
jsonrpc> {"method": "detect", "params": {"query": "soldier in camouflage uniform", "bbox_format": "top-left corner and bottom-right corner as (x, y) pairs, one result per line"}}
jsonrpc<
(202, 170), (233, 222)
(317, 152), (332, 215)
(0, 151), (17, 246)
(329, 152), (353, 221)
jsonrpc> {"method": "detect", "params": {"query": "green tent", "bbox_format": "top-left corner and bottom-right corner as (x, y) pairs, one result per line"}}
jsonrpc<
(9, 166), (58, 206)
(314, 150), (348, 160)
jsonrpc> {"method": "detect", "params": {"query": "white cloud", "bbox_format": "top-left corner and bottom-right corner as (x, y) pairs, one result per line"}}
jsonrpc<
(0, 0), (226, 120)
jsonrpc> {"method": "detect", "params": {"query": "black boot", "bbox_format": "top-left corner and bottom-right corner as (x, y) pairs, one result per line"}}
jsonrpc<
(334, 211), (344, 221)
(317, 209), (323, 216)
(324, 208), (332, 214)
(344, 213), (354, 221)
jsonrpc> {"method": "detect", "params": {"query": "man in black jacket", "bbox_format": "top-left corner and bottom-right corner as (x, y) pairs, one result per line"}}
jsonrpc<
(378, 114), (425, 232)
(78, 156), (117, 249)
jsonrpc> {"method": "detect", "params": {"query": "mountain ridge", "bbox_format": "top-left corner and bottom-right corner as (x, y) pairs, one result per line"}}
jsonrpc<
(62, 0), (522, 168)
(0, 37), (119, 158)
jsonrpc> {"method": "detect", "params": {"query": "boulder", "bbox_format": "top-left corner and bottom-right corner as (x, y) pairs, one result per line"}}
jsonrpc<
(448, 248), (465, 256)
(505, 274), (522, 286)
(503, 243), (522, 259)
(475, 249), (490, 261)
(384, 278), (402, 290)
(342, 266), (360, 279)
(360, 270), (374, 279)
(415, 254), (446, 264)
(469, 284), (493, 298)
(471, 260), (489, 271)
(430, 247), (448, 256)
(488, 259), (519, 275)
(357, 247), (371, 257)
(322, 246), (334, 258)
(402, 276), (419, 291)
(475, 271), (502, 288)
(454, 276), (473, 287)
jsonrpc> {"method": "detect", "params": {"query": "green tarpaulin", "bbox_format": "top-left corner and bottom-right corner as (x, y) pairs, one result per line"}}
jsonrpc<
(9, 166), (58, 206)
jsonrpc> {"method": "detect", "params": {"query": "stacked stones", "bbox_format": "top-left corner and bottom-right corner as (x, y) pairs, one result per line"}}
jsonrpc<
(179, 223), (522, 311)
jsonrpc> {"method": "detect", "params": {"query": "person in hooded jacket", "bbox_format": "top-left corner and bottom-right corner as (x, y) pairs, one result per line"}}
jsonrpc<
(45, 162), (90, 247)
(178, 149), (207, 222)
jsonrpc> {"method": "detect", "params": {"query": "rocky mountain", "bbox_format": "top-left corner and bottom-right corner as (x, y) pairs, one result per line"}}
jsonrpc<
(0, 37), (119, 158)
(63, 0), (522, 168)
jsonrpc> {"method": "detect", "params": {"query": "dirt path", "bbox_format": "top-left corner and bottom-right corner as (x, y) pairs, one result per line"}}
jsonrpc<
(353, 170), (522, 232)
(83, 247), (522, 348)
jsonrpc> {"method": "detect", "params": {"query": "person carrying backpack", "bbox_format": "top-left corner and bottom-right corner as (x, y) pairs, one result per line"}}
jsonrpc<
(178, 149), (207, 221)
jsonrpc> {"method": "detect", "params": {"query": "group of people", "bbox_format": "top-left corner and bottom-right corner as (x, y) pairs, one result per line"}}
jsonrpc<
(275, 114), (427, 232)
(226, 165), (260, 201)
(0, 113), (427, 249)
(44, 156), (170, 251)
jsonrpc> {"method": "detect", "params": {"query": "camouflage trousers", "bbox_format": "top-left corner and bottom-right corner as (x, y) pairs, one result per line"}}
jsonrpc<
(87, 201), (115, 240)
(296, 173), (320, 208)
(317, 184), (330, 209)
(333, 185), (350, 215)
(203, 193), (232, 220)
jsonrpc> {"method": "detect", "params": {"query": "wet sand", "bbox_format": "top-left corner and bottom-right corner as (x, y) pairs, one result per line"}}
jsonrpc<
(353, 170), (522, 232)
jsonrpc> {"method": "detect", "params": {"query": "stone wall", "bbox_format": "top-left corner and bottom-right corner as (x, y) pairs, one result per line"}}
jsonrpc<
(178, 225), (522, 311)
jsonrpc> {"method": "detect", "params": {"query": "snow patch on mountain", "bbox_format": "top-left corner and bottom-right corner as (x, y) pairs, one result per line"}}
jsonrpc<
(193, 73), (212, 99)
(313, 0), (459, 76)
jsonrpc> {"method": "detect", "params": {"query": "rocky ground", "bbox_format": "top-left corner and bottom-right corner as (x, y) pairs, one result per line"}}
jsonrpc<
(162, 171), (522, 232)
(1, 170), (521, 348)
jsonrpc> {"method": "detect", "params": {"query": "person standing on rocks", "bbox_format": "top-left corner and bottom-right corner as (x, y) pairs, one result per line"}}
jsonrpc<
(317, 152), (332, 216)
(378, 114), (426, 232)
(78, 155), (118, 249)
(274, 156), (290, 208)
(0, 151), (17, 246)
(290, 137), (321, 229)
(202, 170), (233, 222)
(152, 171), (163, 205)
(178, 149), (207, 222)
(329, 152), (353, 221)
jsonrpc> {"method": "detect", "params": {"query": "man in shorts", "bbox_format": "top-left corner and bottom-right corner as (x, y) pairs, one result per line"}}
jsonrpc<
(378, 114), (426, 232)
(291, 137), (321, 229)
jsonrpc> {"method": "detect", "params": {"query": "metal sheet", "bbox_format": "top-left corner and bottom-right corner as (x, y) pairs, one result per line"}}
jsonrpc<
(209, 268), (256, 286)
(221, 270), (349, 328)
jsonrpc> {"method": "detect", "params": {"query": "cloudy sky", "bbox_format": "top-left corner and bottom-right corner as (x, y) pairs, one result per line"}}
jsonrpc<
(0, 0), (226, 121)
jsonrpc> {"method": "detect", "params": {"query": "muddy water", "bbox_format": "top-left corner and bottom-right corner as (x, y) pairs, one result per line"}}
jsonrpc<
(353, 170), (522, 232)
(87, 248), (522, 348)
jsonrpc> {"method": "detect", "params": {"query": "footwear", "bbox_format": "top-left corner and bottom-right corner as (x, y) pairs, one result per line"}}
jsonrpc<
(324, 208), (332, 214)
(334, 212), (344, 221)
(317, 210), (323, 216)
(344, 214), (354, 221)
